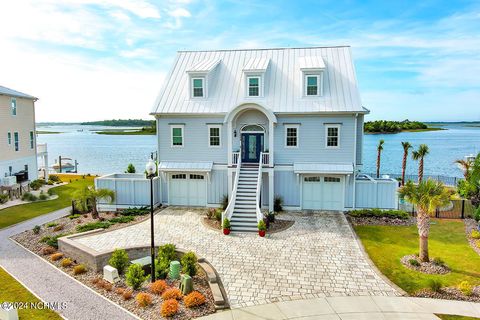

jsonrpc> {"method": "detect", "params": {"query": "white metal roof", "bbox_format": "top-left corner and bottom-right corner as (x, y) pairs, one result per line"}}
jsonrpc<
(0, 85), (37, 100)
(152, 46), (365, 115)
(187, 59), (220, 73)
(298, 56), (325, 70)
(293, 163), (354, 175)
(158, 161), (213, 172)
(243, 57), (270, 72)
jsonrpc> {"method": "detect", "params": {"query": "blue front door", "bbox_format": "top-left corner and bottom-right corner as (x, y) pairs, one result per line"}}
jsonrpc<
(241, 133), (263, 163)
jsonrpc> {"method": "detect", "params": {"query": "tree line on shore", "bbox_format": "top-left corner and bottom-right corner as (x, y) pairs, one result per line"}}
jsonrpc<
(365, 120), (428, 133)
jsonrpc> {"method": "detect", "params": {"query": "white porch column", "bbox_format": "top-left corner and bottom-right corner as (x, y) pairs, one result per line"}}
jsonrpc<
(268, 121), (274, 166)
(227, 169), (233, 199)
(268, 170), (274, 212)
(227, 121), (232, 166)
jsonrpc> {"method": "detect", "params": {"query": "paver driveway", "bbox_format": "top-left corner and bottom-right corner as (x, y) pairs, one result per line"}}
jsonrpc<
(75, 208), (398, 308)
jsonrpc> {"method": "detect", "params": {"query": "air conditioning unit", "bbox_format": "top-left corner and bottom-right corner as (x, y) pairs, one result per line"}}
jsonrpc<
(1, 176), (17, 186)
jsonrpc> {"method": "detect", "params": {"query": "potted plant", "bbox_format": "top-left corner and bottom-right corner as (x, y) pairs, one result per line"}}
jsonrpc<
(266, 211), (275, 223)
(258, 220), (267, 237)
(223, 218), (231, 235)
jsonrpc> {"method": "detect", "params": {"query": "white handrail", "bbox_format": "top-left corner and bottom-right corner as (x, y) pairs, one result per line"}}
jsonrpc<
(223, 148), (242, 224)
(255, 152), (264, 223)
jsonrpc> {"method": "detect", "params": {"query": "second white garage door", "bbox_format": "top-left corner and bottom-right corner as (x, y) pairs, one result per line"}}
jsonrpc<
(169, 173), (207, 206)
(302, 176), (344, 211)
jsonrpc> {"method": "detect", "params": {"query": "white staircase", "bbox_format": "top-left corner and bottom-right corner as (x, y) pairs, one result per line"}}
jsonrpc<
(230, 163), (259, 232)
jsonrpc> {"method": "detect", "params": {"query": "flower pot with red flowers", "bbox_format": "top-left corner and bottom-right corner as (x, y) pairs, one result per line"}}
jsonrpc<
(223, 218), (231, 235)
(258, 220), (267, 237)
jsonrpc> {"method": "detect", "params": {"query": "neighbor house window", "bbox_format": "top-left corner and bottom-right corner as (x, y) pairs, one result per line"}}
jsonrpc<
(11, 98), (17, 116)
(171, 125), (184, 147)
(324, 177), (341, 183)
(304, 176), (321, 182)
(192, 78), (204, 98)
(285, 125), (299, 148)
(30, 131), (34, 149)
(208, 125), (221, 147)
(325, 125), (340, 148)
(7, 132), (11, 145)
(247, 76), (260, 97)
(305, 75), (320, 96)
(14, 132), (19, 151)
(189, 174), (204, 180)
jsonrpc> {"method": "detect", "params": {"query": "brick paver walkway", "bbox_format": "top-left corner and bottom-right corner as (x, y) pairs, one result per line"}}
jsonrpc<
(75, 208), (399, 308)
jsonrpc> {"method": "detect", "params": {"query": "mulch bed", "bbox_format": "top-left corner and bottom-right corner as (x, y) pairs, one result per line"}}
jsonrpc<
(400, 254), (450, 275)
(347, 215), (415, 226)
(464, 219), (480, 256)
(12, 212), (216, 319)
(414, 286), (480, 303)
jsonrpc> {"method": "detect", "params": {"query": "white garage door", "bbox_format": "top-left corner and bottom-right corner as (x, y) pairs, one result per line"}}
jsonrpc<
(169, 173), (206, 206)
(302, 176), (344, 211)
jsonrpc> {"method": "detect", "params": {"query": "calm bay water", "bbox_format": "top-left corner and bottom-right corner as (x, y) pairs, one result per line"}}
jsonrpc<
(37, 124), (480, 177)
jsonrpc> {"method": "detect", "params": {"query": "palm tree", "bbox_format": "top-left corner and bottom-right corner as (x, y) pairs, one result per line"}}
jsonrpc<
(399, 180), (452, 262)
(401, 142), (412, 186)
(376, 139), (385, 178)
(73, 186), (115, 219)
(412, 144), (429, 182)
(455, 159), (473, 179)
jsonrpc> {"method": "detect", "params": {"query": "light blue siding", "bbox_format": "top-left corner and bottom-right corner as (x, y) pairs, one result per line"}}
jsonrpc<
(274, 169), (300, 206)
(356, 115), (364, 165)
(274, 115), (356, 164)
(207, 169), (228, 204)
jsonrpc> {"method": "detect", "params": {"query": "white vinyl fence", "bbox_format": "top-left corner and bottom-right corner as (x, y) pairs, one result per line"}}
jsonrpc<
(355, 174), (399, 209)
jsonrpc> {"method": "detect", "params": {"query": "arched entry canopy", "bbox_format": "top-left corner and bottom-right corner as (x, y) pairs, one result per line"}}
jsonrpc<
(223, 103), (277, 124)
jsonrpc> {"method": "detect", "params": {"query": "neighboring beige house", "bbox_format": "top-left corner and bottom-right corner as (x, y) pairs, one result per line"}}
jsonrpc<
(0, 85), (39, 182)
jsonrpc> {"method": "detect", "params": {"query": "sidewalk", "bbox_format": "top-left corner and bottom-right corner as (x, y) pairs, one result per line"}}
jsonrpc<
(200, 296), (480, 320)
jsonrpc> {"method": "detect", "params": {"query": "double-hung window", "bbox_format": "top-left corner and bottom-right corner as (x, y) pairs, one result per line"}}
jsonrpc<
(325, 125), (340, 148)
(30, 131), (34, 149)
(285, 125), (299, 148)
(305, 75), (320, 96)
(171, 125), (184, 147)
(7, 132), (12, 145)
(11, 98), (17, 116)
(14, 132), (19, 151)
(208, 125), (221, 147)
(247, 76), (260, 97)
(192, 78), (204, 98)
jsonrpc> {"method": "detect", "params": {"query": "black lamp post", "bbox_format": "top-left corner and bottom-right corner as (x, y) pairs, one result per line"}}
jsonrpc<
(145, 158), (156, 283)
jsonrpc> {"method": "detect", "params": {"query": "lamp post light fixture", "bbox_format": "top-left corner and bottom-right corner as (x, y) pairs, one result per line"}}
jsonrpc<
(145, 158), (157, 283)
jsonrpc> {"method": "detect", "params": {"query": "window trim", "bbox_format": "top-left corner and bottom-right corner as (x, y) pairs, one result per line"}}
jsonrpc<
(30, 131), (34, 149)
(170, 125), (184, 148)
(7, 132), (12, 145)
(246, 75), (262, 97)
(191, 76), (205, 98)
(284, 124), (299, 148)
(303, 73), (324, 97)
(207, 125), (221, 148)
(325, 124), (340, 149)
(11, 98), (17, 116)
(14, 132), (19, 151)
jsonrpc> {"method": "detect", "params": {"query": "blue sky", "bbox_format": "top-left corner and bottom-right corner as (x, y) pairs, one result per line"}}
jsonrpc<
(0, 0), (479, 122)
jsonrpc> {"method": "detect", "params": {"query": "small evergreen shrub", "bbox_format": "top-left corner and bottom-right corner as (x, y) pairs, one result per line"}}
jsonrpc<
(181, 251), (197, 277)
(0, 193), (9, 204)
(349, 209), (409, 219)
(258, 220), (267, 231)
(161, 299), (179, 317)
(221, 195), (228, 210)
(33, 225), (41, 234)
(47, 188), (55, 196)
(136, 292), (152, 307)
(48, 175), (60, 182)
(427, 279), (443, 292)
(184, 291), (206, 308)
(21, 192), (38, 202)
(476, 240), (480, 248)
(161, 288), (182, 300)
(53, 224), (64, 232)
(46, 222), (58, 228)
(41, 246), (56, 255)
(458, 281), (473, 296)
(60, 258), (73, 268)
(109, 216), (134, 224)
(214, 209), (222, 222)
(50, 253), (64, 261)
(119, 207), (149, 216)
(474, 206), (480, 222)
(158, 244), (177, 263)
(73, 264), (87, 275)
(409, 259), (420, 267)
(39, 192), (48, 201)
(155, 258), (170, 280)
(108, 249), (130, 274)
(125, 264), (148, 290)
(150, 280), (167, 295)
(432, 257), (445, 266)
(68, 214), (81, 219)
(30, 179), (45, 190)
(471, 229), (480, 239)
(40, 234), (65, 248)
(125, 163), (136, 174)
(76, 221), (111, 232)
(223, 218), (231, 229)
(205, 208), (216, 219)
(274, 195), (283, 212)
(122, 289), (133, 300)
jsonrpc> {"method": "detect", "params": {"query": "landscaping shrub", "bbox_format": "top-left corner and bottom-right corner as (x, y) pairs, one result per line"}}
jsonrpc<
(409, 259), (420, 267)
(40, 234), (65, 248)
(21, 192), (38, 202)
(432, 257), (445, 266)
(135, 292), (152, 307)
(427, 279), (443, 292)
(68, 214), (81, 219)
(205, 208), (216, 219)
(47, 188), (55, 196)
(181, 251), (198, 277)
(122, 289), (133, 300)
(46, 222), (58, 228)
(0, 193), (9, 204)
(48, 175), (60, 182)
(221, 195), (228, 210)
(458, 281), (473, 296)
(161, 299), (179, 317)
(155, 258), (170, 280)
(50, 253), (64, 261)
(158, 244), (177, 263)
(476, 240), (480, 248)
(150, 280), (167, 295)
(184, 291), (206, 308)
(119, 207), (149, 216)
(60, 258), (73, 268)
(471, 229), (480, 239)
(41, 246), (56, 255)
(53, 224), (64, 232)
(223, 218), (231, 229)
(214, 209), (222, 222)
(349, 209), (409, 219)
(39, 192), (48, 201)
(108, 249), (130, 274)
(109, 216), (134, 224)
(274, 195), (283, 212)
(30, 179), (45, 190)
(76, 221), (111, 232)
(161, 288), (182, 300)
(103, 282), (113, 291)
(33, 225), (41, 234)
(125, 163), (136, 174)
(73, 264), (87, 275)
(47, 180), (54, 185)
(258, 220), (267, 231)
(474, 206), (480, 222)
(115, 287), (125, 295)
(125, 264), (148, 290)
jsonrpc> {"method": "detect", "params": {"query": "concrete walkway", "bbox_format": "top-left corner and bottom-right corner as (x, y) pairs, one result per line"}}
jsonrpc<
(0, 208), (137, 320)
(200, 296), (480, 320)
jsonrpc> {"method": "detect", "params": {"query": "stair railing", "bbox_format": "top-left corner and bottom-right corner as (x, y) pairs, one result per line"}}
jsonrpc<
(223, 147), (242, 224)
(255, 152), (264, 223)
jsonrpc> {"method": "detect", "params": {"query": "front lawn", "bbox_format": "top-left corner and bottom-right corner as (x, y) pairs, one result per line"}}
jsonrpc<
(0, 267), (62, 319)
(354, 219), (480, 294)
(0, 175), (94, 229)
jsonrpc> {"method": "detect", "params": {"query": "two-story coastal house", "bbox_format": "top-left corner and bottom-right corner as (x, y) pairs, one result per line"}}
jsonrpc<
(0, 86), (39, 182)
(149, 46), (374, 231)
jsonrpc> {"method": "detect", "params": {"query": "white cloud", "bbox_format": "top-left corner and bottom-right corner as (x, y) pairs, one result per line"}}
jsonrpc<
(169, 8), (191, 18)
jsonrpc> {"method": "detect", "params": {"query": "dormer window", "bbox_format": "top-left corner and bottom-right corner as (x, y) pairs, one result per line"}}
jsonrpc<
(299, 56), (325, 97)
(247, 76), (260, 97)
(305, 75), (320, 96)
(192, 77), (204, 98)
(243, 58), (269, 98)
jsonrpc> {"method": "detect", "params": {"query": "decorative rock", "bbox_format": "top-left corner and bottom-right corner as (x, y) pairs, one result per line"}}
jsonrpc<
(169, 261), (180, 280)
(103, 265), (120, 283)
(0, 303), (19, 320)
(180, 274), (193, 295)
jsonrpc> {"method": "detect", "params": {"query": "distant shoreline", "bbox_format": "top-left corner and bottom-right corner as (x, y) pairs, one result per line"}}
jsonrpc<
(365, 127), (446, 134)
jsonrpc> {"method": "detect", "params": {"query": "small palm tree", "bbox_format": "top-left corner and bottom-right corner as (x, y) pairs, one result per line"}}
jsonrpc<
(399, 180), (452, 262)
(455, 159), (473, 179)
(73, 186), (115, 219)
(401, 141), (412, 186)
(376, 139), (385, 178)
(412, 144), (429, 182)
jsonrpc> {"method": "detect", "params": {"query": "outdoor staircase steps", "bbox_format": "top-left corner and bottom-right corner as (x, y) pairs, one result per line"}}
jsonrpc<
(230, 162), (260, 232)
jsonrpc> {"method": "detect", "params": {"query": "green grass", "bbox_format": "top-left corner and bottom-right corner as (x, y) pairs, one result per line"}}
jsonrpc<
(0, 175), (94, 229)
(436, 315), (480, 320)
(354, 219), (480, 294)
(0, 267), (62, 319)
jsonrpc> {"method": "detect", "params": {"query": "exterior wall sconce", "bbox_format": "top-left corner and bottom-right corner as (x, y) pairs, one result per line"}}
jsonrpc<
(233, 129), (237, 137)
